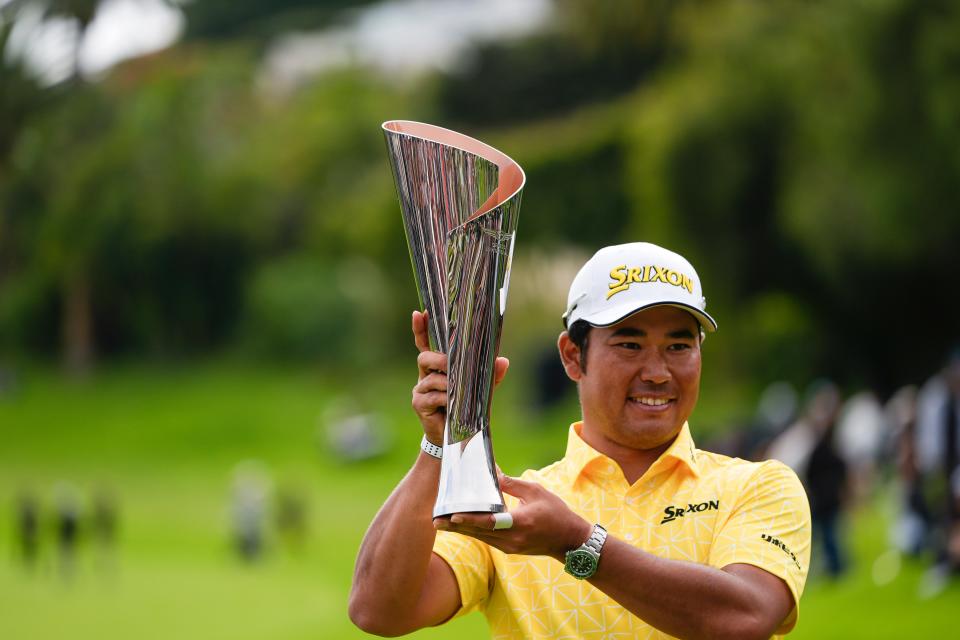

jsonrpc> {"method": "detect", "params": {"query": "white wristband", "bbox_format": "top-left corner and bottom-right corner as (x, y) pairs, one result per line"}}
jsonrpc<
(421, 435), (443, 459)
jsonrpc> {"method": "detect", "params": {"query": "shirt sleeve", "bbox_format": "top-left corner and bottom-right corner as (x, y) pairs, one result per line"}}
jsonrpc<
(432, 530), (494, 618)
(708, 459), (812, 634)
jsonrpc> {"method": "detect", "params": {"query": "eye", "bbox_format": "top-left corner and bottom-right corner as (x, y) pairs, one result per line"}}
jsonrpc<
(616, 342), (641, 350)
(667, 342), (692, 352)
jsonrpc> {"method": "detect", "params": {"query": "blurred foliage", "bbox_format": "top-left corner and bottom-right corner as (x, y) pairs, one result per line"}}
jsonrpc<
(0, 20), (44, 170)
(437, 0), (692, 127)
(626, 0), (960, 392)
(240, 253), (394, 364)
(182, 0), (379, 43)
(1, 0), (958, 397)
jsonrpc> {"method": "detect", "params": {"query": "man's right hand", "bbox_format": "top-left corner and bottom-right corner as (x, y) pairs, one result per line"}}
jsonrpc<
(411, 310), (509, 446)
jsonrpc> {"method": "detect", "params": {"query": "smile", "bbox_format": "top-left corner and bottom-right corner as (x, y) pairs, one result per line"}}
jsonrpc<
(629, 397), (674, 407)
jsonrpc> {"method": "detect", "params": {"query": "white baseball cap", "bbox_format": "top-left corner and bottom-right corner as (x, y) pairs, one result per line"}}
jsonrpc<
(562, 242), (717, 332)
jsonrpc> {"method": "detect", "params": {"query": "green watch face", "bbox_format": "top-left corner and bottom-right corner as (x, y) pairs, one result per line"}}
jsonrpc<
(565, 549), (598, 578)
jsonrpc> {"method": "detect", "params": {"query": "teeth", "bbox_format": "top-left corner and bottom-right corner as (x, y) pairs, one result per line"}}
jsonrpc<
(631, 397), (670, 406)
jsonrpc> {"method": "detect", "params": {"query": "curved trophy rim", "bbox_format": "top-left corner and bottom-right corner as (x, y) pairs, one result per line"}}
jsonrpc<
(382, 120), (526, 219)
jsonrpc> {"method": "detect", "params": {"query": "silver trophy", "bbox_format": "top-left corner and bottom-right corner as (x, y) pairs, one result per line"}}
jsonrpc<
(382, 121), (525, 517)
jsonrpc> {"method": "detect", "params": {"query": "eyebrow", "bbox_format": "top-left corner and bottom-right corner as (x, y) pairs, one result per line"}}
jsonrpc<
(610, 327), (697, 339)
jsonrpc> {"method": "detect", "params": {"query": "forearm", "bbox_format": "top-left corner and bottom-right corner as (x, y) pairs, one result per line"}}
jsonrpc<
(438, 475), (791, 640)
(585, 538), (777, 640)
(349, 451), (446, 634)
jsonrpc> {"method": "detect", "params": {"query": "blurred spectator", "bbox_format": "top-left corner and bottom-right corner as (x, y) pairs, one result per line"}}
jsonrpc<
(91, 488), (119, 574)
(706, 381), (800, 461)
(886, 385), (930, 557)
(54, 484), (82, 581)
(323, 400), (391, 462)
(916, 348), (960, 576)
(532, 344), (571, 414)
(746, 381), (799, 460)
(15, 490), (41, 571)
(757, 381), (800, 433)
(765, 415), (815, 477)
(275, 486), (308, 554)
(767, 380), (839, 478)
(803, 384), (849, 579)
(231, 461), (271, 563)
(836, 390), (887, 503)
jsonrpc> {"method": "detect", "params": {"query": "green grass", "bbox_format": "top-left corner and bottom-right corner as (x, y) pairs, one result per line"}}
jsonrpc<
(0, 362), (956, 639)
(790, 495), (960, 639)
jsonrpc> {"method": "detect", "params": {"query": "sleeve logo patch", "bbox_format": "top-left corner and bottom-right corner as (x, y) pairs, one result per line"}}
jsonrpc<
(660, 499), (719, 524)
(761, 533), (802, 571)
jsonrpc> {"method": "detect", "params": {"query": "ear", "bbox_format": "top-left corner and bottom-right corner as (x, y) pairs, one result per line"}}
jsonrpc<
(557, 331), (583, 381)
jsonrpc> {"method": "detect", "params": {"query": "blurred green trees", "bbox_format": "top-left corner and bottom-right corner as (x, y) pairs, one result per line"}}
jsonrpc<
(626, 0), (960, 389)
(1, 0), (958, 394)
(182, 0), (379, 42)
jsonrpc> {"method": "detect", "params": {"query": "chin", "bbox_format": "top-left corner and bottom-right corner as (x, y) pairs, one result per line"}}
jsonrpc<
(624, 421), (683, 450)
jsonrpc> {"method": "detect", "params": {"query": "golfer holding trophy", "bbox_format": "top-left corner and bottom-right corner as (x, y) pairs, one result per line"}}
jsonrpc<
(350, 122), (810, 639)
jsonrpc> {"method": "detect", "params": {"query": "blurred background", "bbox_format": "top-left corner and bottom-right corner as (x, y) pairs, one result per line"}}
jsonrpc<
(1, 0), (959, 637)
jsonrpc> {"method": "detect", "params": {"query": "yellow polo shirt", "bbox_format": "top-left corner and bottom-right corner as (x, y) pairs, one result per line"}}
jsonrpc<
(433, 422), (811, 639)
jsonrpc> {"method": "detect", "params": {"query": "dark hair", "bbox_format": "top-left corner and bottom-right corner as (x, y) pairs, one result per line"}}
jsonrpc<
(567, 320), (592, 373)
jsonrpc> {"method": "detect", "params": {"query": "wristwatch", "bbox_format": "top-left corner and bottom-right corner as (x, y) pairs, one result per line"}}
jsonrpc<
(564, 523), (607, 579)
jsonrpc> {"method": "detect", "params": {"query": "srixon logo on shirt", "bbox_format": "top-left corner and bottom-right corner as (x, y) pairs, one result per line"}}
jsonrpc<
(660, 499), (719, 524)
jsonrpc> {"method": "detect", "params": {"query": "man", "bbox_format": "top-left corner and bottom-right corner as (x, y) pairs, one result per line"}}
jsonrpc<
(916, 348), (960, 579)
(350, 242), (811, 639)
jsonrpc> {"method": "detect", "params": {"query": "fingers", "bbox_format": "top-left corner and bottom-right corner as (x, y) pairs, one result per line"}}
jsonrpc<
(434, 514), (526, 555)
(412, 310), (432, 353)
(417, 351), (447, 380)
(412, 390), (446, 416)
(493, 356), (510, 387)
(435, 512), (507, 533)
(414, 311), (510, 390)
(434, 481), (578, 559)
(414, 368), (447, 393)
(412, 370), (447, 416)
(492, 512), (514, 530)
(412, 310), (448, 438)
(498, 473), (541, 500)
(418, 353), (504, 385)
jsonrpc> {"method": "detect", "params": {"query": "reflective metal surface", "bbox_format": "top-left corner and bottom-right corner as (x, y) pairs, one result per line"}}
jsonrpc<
(383, 121), (524, 517)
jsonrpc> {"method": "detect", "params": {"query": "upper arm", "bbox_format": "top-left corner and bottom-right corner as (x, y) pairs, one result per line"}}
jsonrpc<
(424, 530), (495, 627)
(722, 563), (797, 635)
(412, 553), (464, 628)
(710, 461), (812, 634)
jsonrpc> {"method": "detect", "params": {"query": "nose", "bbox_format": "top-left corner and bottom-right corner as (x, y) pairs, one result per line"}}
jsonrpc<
(638, 349), (671, 385)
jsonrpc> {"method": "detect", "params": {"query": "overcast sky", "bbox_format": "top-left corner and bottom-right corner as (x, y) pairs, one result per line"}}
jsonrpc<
(4, 0), (184, 84)
(3, 0), (553, 87)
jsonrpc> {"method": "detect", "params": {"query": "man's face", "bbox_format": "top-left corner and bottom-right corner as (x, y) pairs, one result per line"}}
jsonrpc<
(560, 306), (702, 452)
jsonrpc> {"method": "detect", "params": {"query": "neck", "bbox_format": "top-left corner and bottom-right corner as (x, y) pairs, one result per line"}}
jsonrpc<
(578, 424), (677, 485)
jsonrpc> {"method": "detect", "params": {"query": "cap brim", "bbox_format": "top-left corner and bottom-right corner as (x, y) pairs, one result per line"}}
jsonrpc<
(581, 300), (718, 332)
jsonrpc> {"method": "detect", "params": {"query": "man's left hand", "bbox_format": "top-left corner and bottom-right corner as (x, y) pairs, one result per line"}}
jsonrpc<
(434, 473), (592, 562)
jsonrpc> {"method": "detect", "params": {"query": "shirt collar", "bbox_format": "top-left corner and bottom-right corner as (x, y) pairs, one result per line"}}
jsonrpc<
(563, 421), (701, 484)
(654, 421), (701, 477)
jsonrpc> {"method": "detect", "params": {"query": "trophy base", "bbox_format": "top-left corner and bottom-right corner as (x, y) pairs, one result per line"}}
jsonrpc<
(433, 430), (506, 519)
(433, 502), (507, 518)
